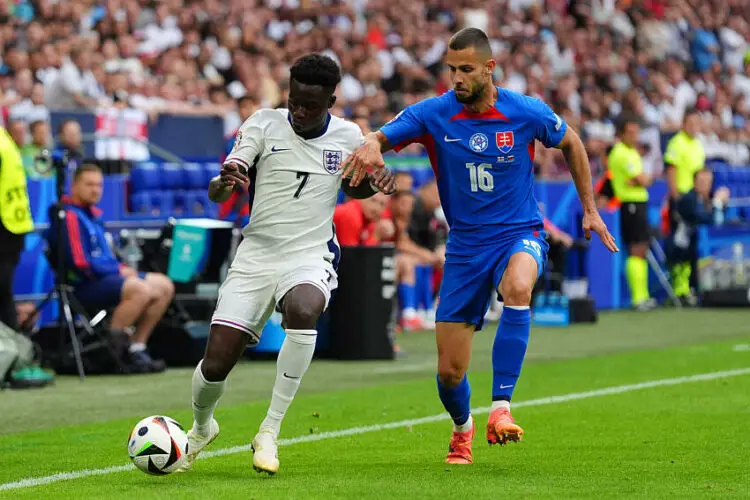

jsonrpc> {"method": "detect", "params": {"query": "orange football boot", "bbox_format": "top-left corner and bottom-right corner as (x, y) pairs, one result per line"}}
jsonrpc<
(446, 419), (475, 465)
(486, 407), (523, 445)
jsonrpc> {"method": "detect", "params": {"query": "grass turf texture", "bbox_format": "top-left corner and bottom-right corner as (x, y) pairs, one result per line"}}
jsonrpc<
(1, 309), (749, 498)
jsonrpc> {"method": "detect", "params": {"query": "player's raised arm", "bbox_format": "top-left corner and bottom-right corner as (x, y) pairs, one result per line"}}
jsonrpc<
(556, 126), (619, 253)
(341, 104), (428, 186)
(208, 110), (266, 203)
(207, 162), (249, 203)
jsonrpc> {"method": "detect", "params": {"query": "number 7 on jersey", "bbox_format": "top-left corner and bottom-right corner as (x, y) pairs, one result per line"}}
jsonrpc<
(294, 171), (309, 198)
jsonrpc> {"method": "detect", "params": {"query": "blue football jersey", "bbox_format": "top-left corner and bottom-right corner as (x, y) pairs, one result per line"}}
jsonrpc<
(380, 87), (567, 247)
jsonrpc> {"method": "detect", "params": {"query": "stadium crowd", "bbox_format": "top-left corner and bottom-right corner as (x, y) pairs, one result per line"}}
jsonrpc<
(1, 0), (750, 178)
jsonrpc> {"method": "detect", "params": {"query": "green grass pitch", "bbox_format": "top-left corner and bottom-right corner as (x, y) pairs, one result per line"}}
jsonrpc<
(1, 309), (750, 499)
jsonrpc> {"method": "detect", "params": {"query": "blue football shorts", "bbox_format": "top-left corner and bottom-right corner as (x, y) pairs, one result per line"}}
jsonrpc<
(435, 232), (549, 330)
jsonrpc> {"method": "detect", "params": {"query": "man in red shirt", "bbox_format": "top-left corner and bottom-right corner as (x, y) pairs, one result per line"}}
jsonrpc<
(333, 192), (394, 246)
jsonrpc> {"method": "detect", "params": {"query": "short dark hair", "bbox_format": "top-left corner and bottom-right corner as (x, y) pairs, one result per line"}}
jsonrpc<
(29, 120), (47, 133)
(448, 28), (492, 57)
(289, 54), (342, 90)
(237, 95), (254, 107)
(58, 118), (78, 134)
(684, 107), (700, 121)
(73, 163), (101, 181)
(392, 189), (415, 200)
(615, 114), (640, 135)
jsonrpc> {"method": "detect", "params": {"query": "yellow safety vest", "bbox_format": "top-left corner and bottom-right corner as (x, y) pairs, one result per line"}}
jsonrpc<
(663, 131), (705, 194)
(0, 127), (33, 235)
(608, 142), (648, 203)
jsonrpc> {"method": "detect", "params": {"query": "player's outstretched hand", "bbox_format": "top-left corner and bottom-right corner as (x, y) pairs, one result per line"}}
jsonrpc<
(341, 138), (385, 187)
(370, 168), (396, 195)
(220, 162), (250, 192)
(583, 210), (619, 253)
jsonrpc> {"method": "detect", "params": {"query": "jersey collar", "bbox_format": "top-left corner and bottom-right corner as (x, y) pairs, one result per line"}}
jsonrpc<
(61, 195), (103, 217)
(449, 88), (509, 122)
(287, 112), (332, 140)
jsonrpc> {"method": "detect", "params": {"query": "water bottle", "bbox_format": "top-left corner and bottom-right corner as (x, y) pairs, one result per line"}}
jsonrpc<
(716, 261), (732, 290)
(732, 243), (745, 288)
(713, 201), (725, 226)
(122, 230), (143, 270)
(699, 262), (715, 292)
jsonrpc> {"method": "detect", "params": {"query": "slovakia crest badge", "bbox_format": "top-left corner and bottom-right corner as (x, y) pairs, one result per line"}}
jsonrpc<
(496, 131), (514, 154)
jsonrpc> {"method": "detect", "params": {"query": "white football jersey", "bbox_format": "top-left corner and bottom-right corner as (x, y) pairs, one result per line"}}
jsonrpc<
(224, 108), (363, 260)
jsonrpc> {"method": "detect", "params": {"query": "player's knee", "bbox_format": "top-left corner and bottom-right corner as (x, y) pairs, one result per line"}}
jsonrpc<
(437, 359), (467, 388)
(123, 279), (151, 306)
(284, 303), (321, 329)
(200, 357), (229, 382)
(156, 274), (175, 299)
(502, 278), (533, 306)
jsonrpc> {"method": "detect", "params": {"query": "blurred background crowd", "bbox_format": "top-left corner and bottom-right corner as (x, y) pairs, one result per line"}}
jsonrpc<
(2, 0), (750, 179)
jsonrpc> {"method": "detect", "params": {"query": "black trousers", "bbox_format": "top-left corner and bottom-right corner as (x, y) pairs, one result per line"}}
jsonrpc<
(0, 247), (22, 331)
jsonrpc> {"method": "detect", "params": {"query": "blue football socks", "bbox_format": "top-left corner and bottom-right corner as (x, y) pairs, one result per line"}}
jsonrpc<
(437, 373), (471, 426)
(398, 283), (417, 313)
(492, 306), (530, 401)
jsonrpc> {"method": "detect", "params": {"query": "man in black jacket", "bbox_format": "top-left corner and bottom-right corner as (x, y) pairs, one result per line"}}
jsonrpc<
(666, 168), (729, 304)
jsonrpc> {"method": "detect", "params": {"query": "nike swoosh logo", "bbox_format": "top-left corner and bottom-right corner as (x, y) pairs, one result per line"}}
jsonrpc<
(271, 146), (291, 153)
(499, 384), (514, 389)
(444, 136), (461, 142)
(283, 372), (300, 380)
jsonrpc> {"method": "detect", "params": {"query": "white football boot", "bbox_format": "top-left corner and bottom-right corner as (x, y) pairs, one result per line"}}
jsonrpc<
(251, 428), (280, 475)
(178, 419), (220, 472)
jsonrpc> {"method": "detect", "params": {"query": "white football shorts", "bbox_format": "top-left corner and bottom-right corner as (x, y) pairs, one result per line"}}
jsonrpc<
(211, 257), (338, 343)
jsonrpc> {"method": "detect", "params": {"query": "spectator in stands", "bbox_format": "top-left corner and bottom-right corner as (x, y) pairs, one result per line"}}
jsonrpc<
(666, 168), (730, 305)
(539, 217), (575, 294)
(387, 189), (424, 331)
(394, 171), (414, 192)
(6, 120), (26, 151)
(333, 192), (395, 246)
(54, 119), (85, 174)
(46, 164), (173, 373)
(20, 120), (51, 179)
(45, 46), (101, 110)
(397, 180), (446, 329)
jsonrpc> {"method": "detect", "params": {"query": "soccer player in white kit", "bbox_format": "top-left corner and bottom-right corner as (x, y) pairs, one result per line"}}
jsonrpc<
(180, 54), (395, 475)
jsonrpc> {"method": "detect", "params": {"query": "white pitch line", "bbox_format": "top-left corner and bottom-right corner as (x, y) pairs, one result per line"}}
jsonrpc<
(2, 366), (749, 492)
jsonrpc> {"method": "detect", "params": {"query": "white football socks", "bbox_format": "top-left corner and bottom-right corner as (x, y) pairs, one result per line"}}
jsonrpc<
(491, 400), (511, 412)
(454, 414), (474, 433)
(259, 329), (317, 436)
(191, 360), (226, 434)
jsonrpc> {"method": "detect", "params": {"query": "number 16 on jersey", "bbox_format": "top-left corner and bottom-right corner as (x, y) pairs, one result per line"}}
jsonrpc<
(466, 162), (494, 192)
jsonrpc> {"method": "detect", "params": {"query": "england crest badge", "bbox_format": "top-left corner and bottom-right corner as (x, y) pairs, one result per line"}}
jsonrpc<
(323, 150), (343, 174)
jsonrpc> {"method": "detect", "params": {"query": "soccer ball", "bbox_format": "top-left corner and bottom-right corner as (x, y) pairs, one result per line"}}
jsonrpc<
(127, 415), (188, 475)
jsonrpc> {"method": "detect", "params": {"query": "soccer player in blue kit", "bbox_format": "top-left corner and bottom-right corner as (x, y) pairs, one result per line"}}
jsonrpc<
(342, 28), (619, 465)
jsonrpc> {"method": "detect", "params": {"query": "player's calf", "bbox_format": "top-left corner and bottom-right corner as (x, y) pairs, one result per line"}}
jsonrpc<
(253, 283), (325, 475)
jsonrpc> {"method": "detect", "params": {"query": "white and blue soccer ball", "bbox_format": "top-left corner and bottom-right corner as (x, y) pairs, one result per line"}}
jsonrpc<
(128, 416), (188, 475)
